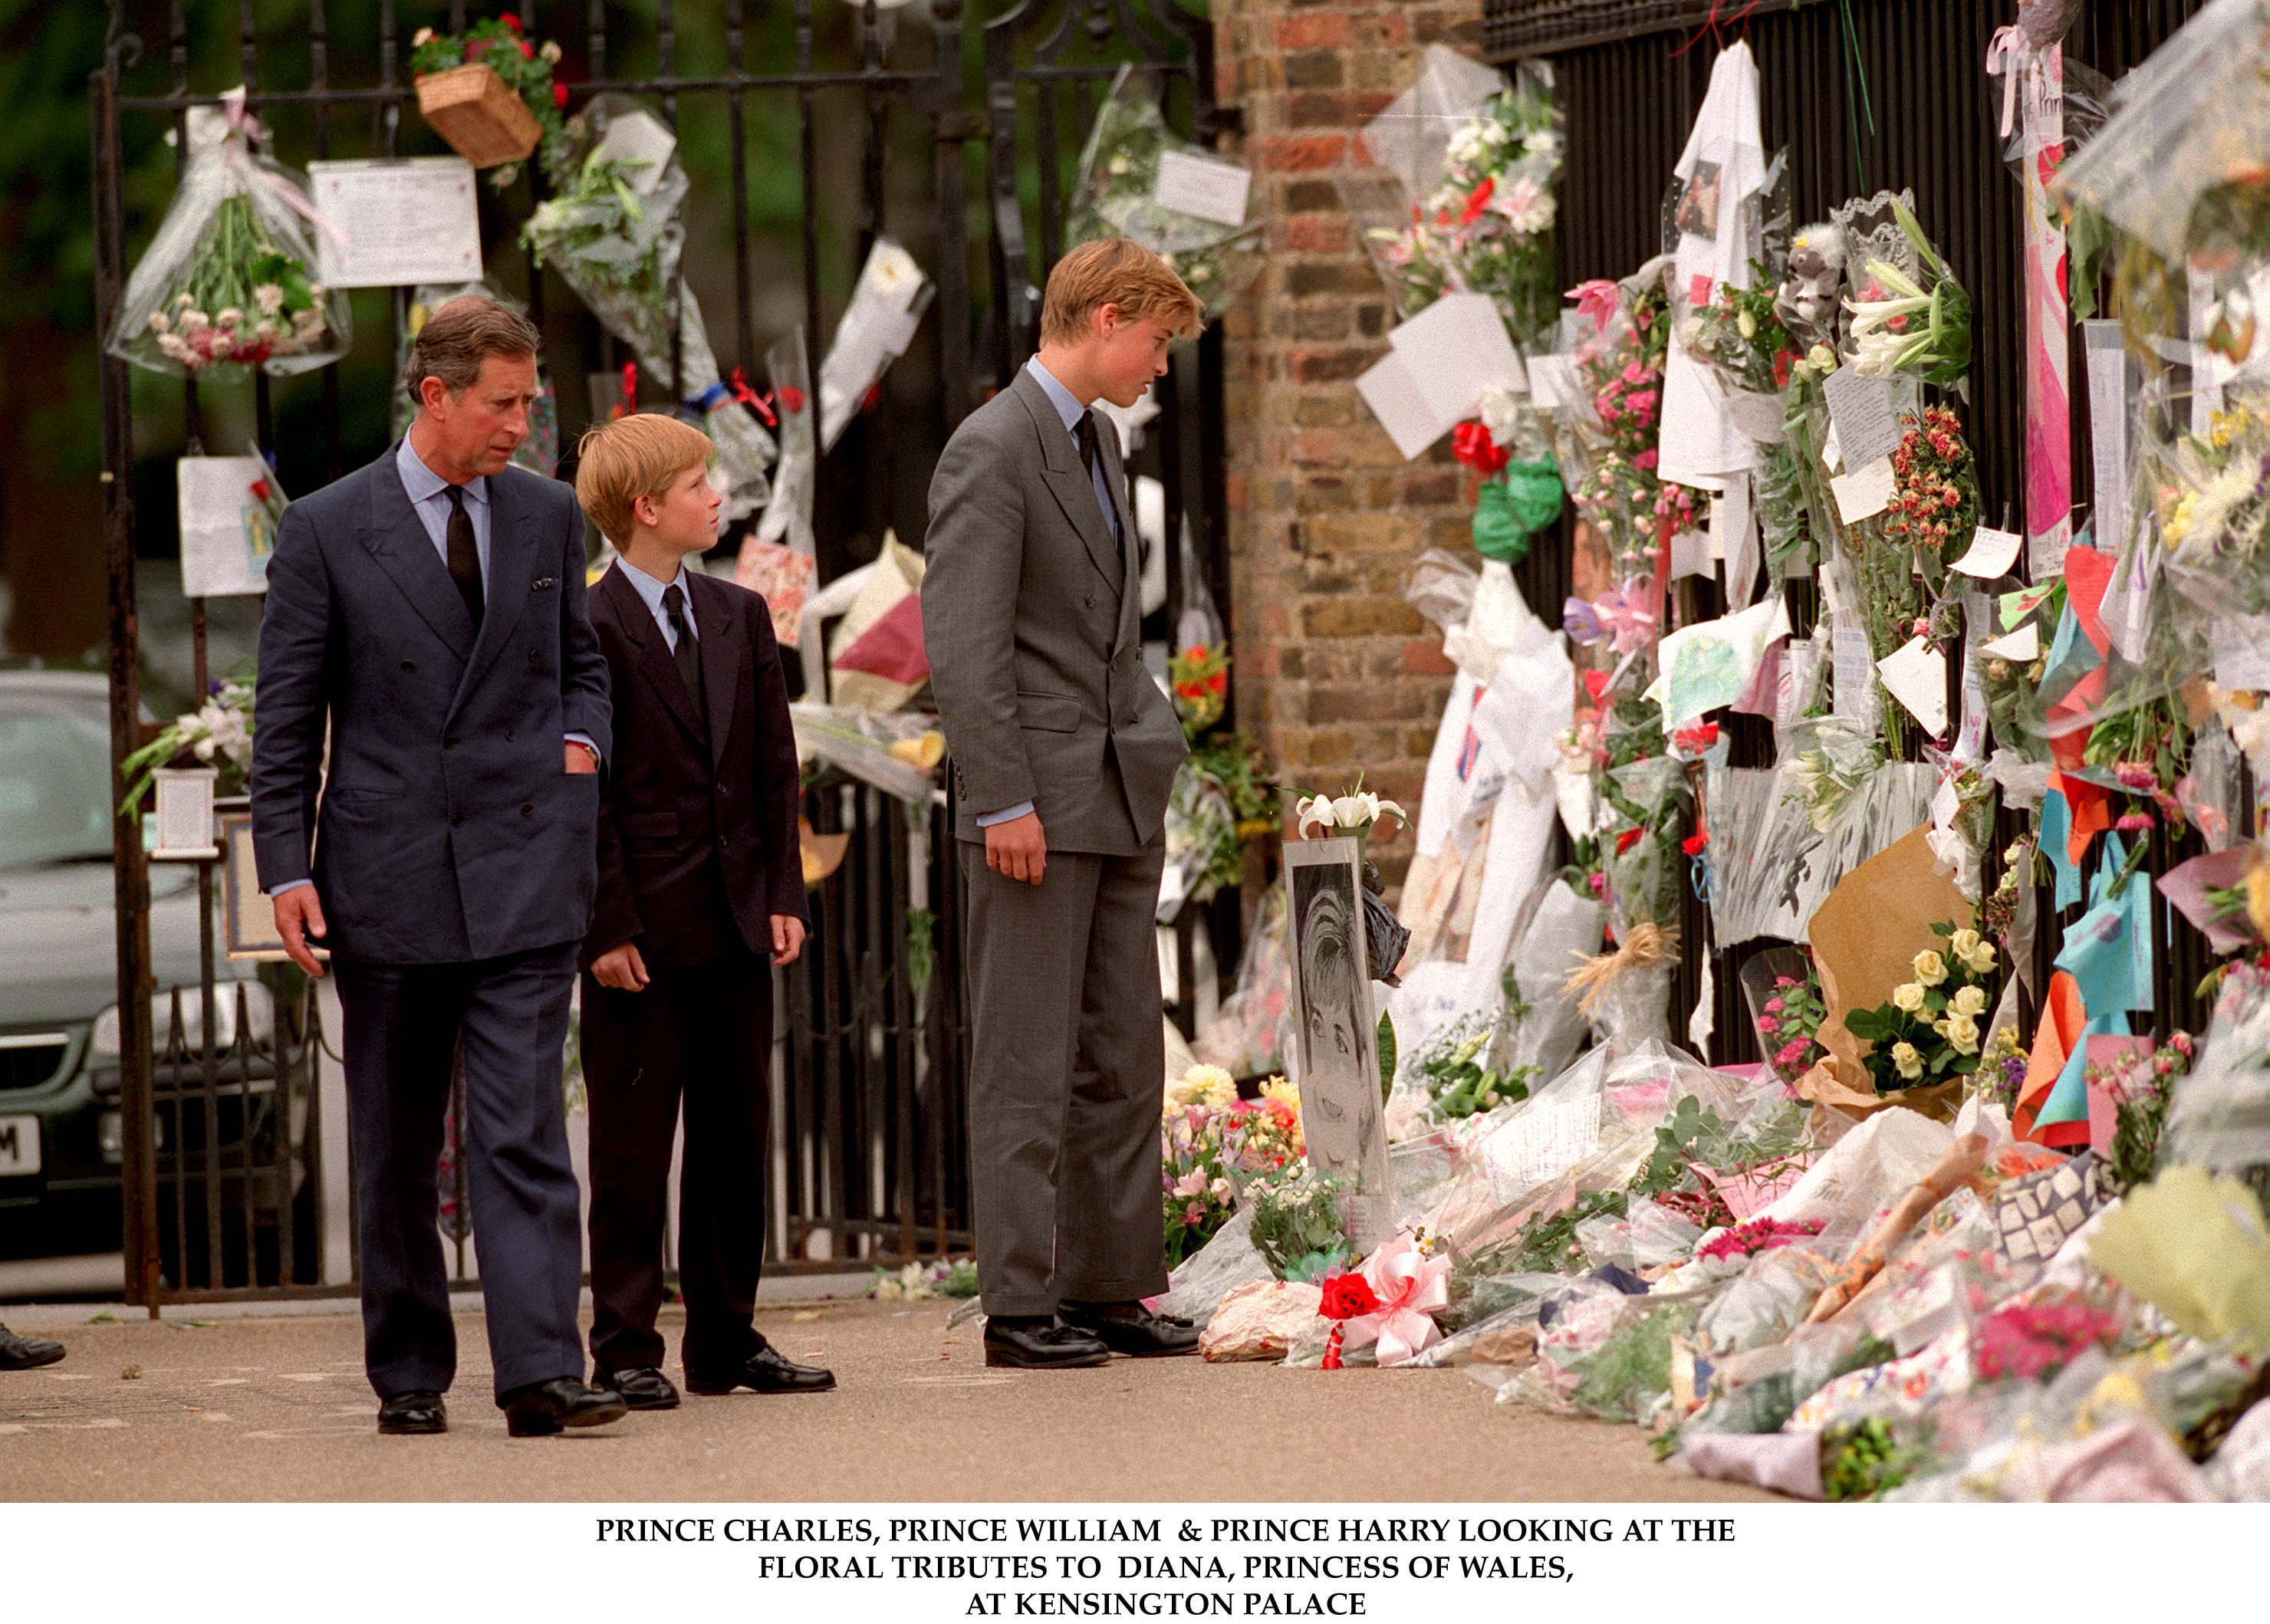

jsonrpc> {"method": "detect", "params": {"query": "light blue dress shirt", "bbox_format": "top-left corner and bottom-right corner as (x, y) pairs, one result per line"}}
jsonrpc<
(614, 556), (699, 651)
(976, 359), (1123, 831)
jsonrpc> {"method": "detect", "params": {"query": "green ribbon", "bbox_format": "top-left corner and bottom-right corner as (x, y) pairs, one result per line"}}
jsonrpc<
(1472, 459), (1564, 564)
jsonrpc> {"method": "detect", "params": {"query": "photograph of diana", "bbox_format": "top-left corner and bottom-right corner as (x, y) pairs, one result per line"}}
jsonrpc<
(1283, 838), (1394, 1251)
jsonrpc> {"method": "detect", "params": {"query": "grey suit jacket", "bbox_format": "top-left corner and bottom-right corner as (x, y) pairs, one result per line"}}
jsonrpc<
(921, 367), (1186, 856)
(250, 444), (612, 963)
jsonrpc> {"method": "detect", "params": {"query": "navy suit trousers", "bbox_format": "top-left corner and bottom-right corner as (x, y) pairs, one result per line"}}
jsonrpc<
(335, 942), (585, 1402)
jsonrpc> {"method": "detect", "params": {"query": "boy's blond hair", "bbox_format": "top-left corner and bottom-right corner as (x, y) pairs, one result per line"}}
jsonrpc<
(574, 413), (712, 543)
(1038, 238), (1204, 347)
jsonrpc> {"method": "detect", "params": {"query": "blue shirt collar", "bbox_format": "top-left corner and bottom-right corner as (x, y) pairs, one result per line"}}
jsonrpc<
(395, 432), (489, 508)
(614, 554), (693, 628)
(1024, 355), (1090, 434)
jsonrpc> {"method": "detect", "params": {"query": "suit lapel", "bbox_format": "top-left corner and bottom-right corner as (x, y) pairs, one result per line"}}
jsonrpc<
(456, 470), (538, 705)
(604, 565), (706, 748)
(689, 573), (743, 771)
(1012, 370), (1123, 595)
(357, 446), (476, 662)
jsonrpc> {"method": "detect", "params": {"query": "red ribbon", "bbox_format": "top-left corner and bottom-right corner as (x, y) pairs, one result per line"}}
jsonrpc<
(729, 367), (778, 427)
(1670, 0), (1763, 58)
(1450, 421), (1508, 474)
(611, 360), (637, 419)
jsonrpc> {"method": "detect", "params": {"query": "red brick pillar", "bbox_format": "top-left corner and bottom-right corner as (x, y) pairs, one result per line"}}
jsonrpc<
(1213, 1), (1487, 884)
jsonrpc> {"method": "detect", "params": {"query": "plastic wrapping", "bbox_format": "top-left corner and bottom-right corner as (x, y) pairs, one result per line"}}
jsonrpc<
(1190, 886), (1291, 1080)
(522, 95), (775, 519)
(788, 703), (943, 805)
(393, 281), (558, 476)
(816, 237), (933, 454)
(2157, 967), (2270, 1215)
(1402, 547), (1480, 633)
(1067, 65), (1262, 321)
(107, 98), (351, 378)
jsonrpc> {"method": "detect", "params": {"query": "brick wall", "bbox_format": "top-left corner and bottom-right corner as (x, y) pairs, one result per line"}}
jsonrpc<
(1213, 0), (1488, 885)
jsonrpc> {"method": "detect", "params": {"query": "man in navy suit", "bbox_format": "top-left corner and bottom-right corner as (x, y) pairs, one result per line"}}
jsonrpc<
(252, 297), (626, 1438)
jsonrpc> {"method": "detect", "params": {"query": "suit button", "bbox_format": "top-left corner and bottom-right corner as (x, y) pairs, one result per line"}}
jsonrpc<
(444, 737), (456, 749)
(504, 728), (515, 742)
(528, 649), (541, 667)
(452, 814), (464, 828)
(400, 660), (416, 673)
(1085, 591), (1096, 609)
(521, 803), (533, 817)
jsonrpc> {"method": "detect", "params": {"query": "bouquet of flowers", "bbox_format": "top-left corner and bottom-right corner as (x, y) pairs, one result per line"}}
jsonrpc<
(1843, 198), (1973, 386)
(1883, 406), (1981, 564)
(866, 1257), (979, 1301)
(1170, 643), (1229, 738)
(1161, 1100), (1241, 1269)
(2147, 393), (2270, 617)
(522, 94), (775, 521)
(107, 95), (350, 378)
(1781, 712), (1887, 833)
(1458, 386), (1564, 567)
(1560, 278), (1702, 572)
(1162, 643), (1275, 913)
(1684, 265), (1802, 396)
(2099, 1032), (2197, 1194)
(408, 12), (573, 191)
(120, 665), (257, 816)
(1361, 63), (1563, 344)
(1843, 923), (2002, 1094)
(1067, 65), (1261, 321)
(1696, 1215), (1824, 1265)
(1248, 1165), (1353, 1283)
(1742, 951), (1828, 1088)
(1409, 1014), (1534, 1122)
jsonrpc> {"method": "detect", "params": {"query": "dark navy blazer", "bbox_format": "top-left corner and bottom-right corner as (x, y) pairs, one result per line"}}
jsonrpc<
(251, 444), (613, 964)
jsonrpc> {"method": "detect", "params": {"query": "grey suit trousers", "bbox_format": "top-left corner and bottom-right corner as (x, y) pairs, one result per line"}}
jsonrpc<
(961, 840), (1170, 1317)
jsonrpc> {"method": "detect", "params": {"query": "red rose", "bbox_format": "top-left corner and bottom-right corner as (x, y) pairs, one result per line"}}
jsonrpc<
(1615, 827), (1643, 855)
(500, 12), (522, 30)
(553, 80), (570, 109)
(1681, 832), (1709, 856)
(1318, 1271), (1378, 1321)
(1459, 178), (1495, 228)
(1206, 672), (1226, 694)
(519, 38), (535, 58)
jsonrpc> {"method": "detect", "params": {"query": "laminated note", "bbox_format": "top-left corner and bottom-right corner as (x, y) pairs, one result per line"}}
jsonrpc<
(1151, 150), (1252, 228)
(1952, 526), (2024, 579)
(308, 157), (482, 288)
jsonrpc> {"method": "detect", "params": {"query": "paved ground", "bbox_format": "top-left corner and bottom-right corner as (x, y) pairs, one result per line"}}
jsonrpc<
(0, 1299), (1768, 1502)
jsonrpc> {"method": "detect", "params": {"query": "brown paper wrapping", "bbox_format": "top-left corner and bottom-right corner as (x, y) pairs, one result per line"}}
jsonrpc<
(1796, 827), (1976, 1123)
(1802, 1131), (1989, 1324)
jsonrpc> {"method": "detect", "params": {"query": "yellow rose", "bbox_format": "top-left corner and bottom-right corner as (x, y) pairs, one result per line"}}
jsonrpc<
(1949, 929), (1982, 960)
(1952, 984), (1988, 1017)
(1912, 949), (1948, 986)
(1890, 982), (1926, 1013)
(1944, 1013), (1980, 1055)
(1960, 941), (1997, 975)
(1891, 1041), (1923, 1080)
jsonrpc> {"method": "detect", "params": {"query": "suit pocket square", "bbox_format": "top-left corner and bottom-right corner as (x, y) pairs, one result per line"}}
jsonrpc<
(530, 576), (558, 592)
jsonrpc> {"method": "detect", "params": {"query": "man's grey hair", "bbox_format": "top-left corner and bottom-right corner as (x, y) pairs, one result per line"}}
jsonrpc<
(404, 295), (541, 406)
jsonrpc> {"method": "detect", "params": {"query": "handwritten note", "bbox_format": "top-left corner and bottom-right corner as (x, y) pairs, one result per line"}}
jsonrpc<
(1821, 367), (1903, 472)
(1952, 526), (2024, 579)
(308, 157), (482, 288)
(1831, 614), (1878, 727)
(177, 454), (278, 598)
(1877, 636), (1949, 737)
(1831, 455), (1896, 524)
(1152, 149), (1252, 227)
(2084, 320), (2130, 539)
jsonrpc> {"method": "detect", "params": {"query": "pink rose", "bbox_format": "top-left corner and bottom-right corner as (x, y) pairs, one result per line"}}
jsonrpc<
(1764, 998), (1785, 1014)
(1756, 1014), (1780, 1036)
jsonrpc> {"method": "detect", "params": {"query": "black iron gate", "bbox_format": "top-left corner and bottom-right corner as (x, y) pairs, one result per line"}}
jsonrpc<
(87, 0), (1227, 1305)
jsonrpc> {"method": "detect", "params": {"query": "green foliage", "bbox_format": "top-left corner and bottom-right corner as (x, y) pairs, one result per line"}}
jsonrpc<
(1821, 1417), (1933, 1502)
(1375, 1012), (1397, 1106)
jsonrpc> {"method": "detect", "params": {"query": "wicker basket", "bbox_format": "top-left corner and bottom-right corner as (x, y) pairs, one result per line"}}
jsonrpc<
(414, 62), (541, 169)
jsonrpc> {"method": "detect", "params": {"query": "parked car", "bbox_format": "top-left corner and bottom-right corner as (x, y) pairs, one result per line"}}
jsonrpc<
(0, 667), (298, 1281)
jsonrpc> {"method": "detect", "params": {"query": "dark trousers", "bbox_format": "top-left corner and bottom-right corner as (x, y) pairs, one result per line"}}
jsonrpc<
(334, 942), (584, 1402)
(959, 841), (1170, 1318)
(580, 949), (773, 1376)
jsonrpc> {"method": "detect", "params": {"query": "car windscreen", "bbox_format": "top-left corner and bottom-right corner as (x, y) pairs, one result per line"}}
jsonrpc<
(0, 695), (114, 866)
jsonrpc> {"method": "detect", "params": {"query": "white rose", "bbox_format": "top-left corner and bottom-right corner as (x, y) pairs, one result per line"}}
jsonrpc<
(1890, 982), (1926, 1014)
(1943, 1014), (1980, 1055)
(1949, 928), (1982, 959)
(1951, 984), (1987, 1017)
(1912, 949), (1948, 987)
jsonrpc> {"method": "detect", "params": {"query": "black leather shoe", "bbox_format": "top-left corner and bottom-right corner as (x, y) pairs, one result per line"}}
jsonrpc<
(377, 1390), (447, 1435)
(597, 1366), (681, 1410)
(982, 1315), (1112, 1369)
(0, 1323), (66, 1371)
(501, 1377), (629, 1438)
(1058, 1300), (1201, 1358)
(685, 1341), (836, 1396)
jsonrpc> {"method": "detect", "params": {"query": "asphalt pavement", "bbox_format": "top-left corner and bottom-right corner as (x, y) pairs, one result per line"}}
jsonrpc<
(0, 1298), (1769, 1502)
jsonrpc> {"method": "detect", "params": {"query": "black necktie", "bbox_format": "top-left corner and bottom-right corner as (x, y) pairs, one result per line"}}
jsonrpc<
(1074, 411), (1118, 540)
(662, 583), (703, 711)
(444, 485), (484, 628)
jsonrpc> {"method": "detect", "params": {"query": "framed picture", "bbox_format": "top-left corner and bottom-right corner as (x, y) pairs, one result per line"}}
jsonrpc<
(1282, 837), (1394, 1252)
(219, 809), (288, 962)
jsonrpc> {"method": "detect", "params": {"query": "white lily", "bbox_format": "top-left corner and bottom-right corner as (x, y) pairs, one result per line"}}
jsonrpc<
(1298, 789), (1406, 839)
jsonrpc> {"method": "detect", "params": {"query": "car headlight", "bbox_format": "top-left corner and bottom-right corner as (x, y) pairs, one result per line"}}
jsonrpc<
(90, 981), (275, 1061)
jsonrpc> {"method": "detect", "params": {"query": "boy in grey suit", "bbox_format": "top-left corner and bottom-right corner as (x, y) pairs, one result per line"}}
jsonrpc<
(922, 239), (1202, 1368)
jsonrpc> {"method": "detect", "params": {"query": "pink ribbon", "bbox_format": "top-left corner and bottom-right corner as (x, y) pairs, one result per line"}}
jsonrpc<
(1338, 1234), (1449, 1367)
(215, 86), (350, 248)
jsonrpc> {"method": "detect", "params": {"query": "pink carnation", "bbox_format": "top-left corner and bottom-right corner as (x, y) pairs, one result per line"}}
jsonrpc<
(1756, 1014), (1780, 1036)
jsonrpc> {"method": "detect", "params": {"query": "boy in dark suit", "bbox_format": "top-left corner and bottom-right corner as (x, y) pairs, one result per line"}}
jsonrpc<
(573, 413), (831, 1408)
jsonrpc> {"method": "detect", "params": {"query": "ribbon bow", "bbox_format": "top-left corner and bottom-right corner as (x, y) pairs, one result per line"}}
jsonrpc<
(1450, 420), (1508, 474)
(1561, 580), (1659, 655)
(729, 367), (778, 427)
(1338, 1234), (1449, 1367)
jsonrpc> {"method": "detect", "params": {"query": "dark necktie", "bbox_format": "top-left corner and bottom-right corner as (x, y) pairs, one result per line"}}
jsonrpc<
(444, 485), (484, 628)
(662, 582), (703, 711)
(1073, 411), (1118, 540)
